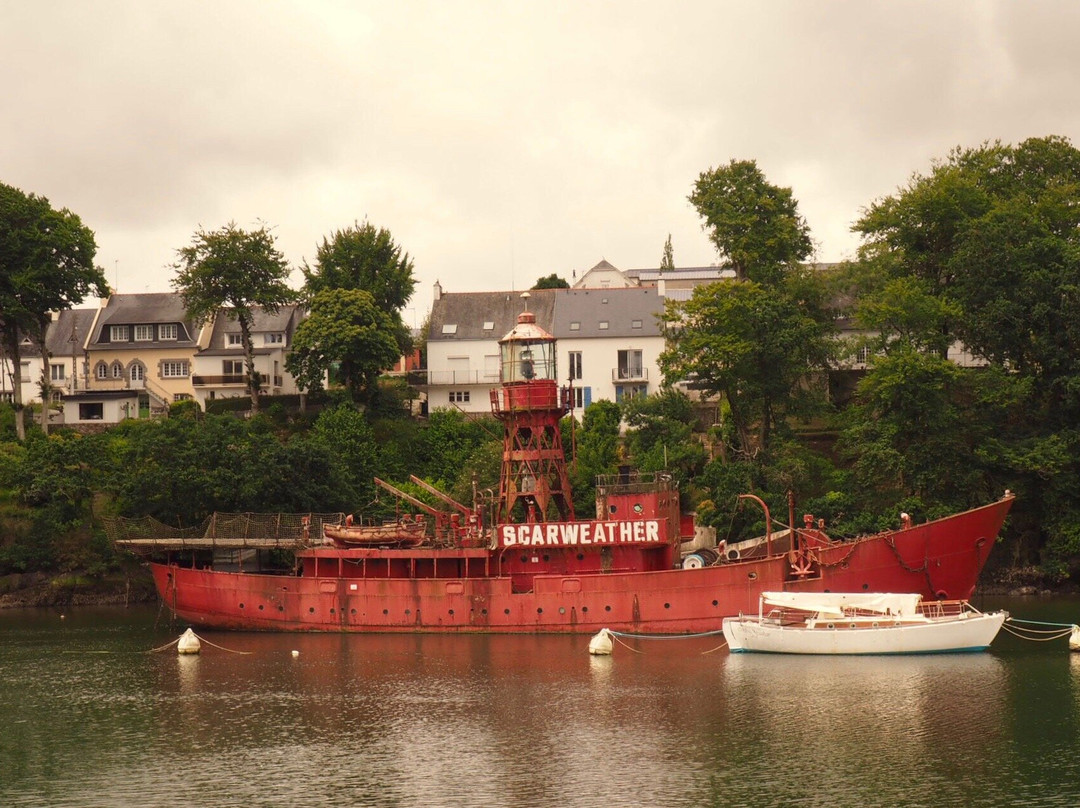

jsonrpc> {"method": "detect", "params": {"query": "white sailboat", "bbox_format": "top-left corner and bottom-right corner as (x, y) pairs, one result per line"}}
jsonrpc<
(723, 592), (1007, 655)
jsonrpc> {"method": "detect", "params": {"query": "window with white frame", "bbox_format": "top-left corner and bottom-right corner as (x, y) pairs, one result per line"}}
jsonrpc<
(110, 325), (129, 342)
(631, 319), (643, 329)
(50, 364), (65, 381)
(265, 333), (284, 345)
(162, 361), (189, 378)
(223, 360), (244, 375)
(111, 362), (124, 379)
(96, 363), (108, 380)
(617, 349), (643, 380)
(134, 325), (153, 341)
(159, 324), (178, 341)
(568, 351), (582, 380)
(573, 386), (591, 409)
(173, 393), (192, 401)
(227, 333), (243, 346)
(598, 321), (609, 330)
(569, 322), (580, 331)
(449, 391), (470, 403)
(130, 363), (145, 382)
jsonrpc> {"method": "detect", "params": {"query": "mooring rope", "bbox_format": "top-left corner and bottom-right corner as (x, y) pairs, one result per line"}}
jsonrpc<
(607, 628), (728, 655)
(146, 631), (254, 655)
(1001, 619), (1078, 643)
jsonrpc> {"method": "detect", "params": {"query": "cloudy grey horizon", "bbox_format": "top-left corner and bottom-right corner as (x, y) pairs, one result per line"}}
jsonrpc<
(4, 1), (1079, 322)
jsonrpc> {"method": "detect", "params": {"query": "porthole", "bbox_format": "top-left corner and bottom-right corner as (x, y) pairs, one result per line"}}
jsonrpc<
(350, 608), (356, 615)
(872, 622), (880, 628)
(605, 605), (612, 612)
(862, 583), (869, 590)
(826, 622), (835, 629)
(748, 572), (757, 580)
(521, 555), (529, 563)
(405, 609), (411, 616)
(559, 607), (566, 615)
(481, 609), (488, 616)
(664, 603), (671, 609)
(382, 609), (388, 615)
(504, 609), (511, 615)
(543, 554), (551, 562)
(277, 605), (284, 612)
(712, 600), (719, 607)
(258, 604), (264, 611)
(582, 606), (589, 613)
(308, 607), (315, 614)
(330, 608), (335, 615)
(537, 608), (543, 615)
(849, 623), (857, 629)
(577, 553), (585, 561)
(239, 603), (245, 609)
(449, 609), (455, 616)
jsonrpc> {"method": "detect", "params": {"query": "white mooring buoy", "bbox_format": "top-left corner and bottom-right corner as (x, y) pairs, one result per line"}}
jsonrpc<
(177, 628), (201, 655)
(1070, 625), (1080, 653)
(291, 650), (300, 657)
(588, 628), (614, 656)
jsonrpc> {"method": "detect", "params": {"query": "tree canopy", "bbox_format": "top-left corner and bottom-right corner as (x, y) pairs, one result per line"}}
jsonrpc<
(172, 222), (294, 414)
(285, 288), (401, 404)
(0, 183), (107, 439)
(302, 221), (416, 354)
(532, 273), (569, 289)
(689, 159), (813, 284)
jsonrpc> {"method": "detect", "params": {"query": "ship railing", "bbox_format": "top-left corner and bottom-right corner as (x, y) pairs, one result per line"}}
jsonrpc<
(594, 470), (676, 496)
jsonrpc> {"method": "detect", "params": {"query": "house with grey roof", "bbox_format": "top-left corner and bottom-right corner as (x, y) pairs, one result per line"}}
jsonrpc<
(424, 282), (665, 413)
(190, 304), (305, 407)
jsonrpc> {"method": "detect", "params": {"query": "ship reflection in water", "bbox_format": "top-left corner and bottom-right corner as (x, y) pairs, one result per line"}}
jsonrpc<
(3, 607), (1080, 808)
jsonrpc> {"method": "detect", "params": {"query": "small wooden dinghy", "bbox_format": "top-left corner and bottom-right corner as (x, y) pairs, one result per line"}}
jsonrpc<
(323, 515), (426, 548)
(723, 592), (1008, 655)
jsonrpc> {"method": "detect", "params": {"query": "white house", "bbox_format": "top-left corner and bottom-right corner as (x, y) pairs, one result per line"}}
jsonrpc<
(423, 284), (665, 414)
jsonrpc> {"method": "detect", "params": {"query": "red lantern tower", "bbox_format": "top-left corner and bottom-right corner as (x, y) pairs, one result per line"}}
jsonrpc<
(490, 294), (575, 525)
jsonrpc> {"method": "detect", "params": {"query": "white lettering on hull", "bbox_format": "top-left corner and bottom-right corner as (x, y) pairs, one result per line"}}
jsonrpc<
(499, 519), (665, 548)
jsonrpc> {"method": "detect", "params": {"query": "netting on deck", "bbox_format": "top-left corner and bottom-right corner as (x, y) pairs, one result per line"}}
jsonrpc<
(104, 512), (346, 550)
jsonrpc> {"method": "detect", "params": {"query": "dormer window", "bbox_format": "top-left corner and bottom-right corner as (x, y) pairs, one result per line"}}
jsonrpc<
(135, 325), (153, 341)
(227, 333), (243, 346)
(482, 322), (495, 331)
(110, 325), (129, 342)
(159, 324), (178, 341)
(442, 324), (458, 335)
(265, 333), (284, 345)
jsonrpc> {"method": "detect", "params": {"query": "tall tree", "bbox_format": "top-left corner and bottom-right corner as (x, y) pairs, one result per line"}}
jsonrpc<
(659, 270), (834, 459)
(302, 221), (416, 354)
(285, 288), (400, 404)
(532, 273), (569, 289)
(172, 222), (294, 414)
(0, 183), (107, 439)
(660, 233), (675, 272)
(689, 159), (813, 285)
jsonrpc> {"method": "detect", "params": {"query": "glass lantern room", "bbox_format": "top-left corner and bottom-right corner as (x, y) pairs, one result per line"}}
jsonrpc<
(499, 303), (557, 384)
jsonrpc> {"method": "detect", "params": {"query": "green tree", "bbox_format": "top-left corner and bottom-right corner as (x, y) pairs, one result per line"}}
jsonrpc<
(689, 159), (813, 285)
(0, 183), (107, 439)
(621, 389), (708, 508)
(302, 221), (416, 354)
(286, 289), (401, 404)
(660, 233), (675, 272)
(659, 271), (834, 459)
(532, 273), (570, 289)
(567, 400), (622, 516)
(172, 222), (294, 414)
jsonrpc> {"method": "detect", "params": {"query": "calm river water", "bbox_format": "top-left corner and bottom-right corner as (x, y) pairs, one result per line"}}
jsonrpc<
(2, 597), (1080, 808)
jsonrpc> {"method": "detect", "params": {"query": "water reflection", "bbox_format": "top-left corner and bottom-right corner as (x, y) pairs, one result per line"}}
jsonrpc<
(4, 606), (1080, 807)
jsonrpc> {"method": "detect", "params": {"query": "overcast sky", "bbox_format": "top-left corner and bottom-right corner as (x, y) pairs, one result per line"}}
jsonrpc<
(4, 1), (1079, 321)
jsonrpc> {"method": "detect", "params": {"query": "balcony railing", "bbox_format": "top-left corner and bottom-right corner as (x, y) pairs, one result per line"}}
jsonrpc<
(192, 374), (246, 387)
(413, 369), (500, 387)
(612, 367), (648, 382)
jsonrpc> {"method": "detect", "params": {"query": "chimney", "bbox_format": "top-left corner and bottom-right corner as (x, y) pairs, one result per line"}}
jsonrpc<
(433, 280), (443, 301)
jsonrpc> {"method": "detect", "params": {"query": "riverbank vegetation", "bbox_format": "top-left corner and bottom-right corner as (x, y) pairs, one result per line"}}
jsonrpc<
(3, 136), (1080, 602)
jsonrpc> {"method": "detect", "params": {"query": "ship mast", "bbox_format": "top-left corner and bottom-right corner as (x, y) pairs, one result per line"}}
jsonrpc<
(490, 293), (575, 524)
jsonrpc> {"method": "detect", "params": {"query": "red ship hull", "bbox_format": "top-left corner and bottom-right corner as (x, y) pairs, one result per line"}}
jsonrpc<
(149, 494), (1013, 634)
